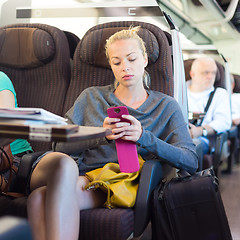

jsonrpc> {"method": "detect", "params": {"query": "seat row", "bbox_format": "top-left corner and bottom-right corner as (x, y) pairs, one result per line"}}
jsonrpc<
(1, 20), (236, 239)
(0, 20), (176, 240)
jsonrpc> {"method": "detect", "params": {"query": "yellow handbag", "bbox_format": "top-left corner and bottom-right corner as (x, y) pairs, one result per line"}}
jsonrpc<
(85, 155), (145, 209)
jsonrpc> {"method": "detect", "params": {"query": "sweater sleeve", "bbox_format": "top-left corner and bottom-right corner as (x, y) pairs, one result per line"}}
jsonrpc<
(137, 102), (198, 174)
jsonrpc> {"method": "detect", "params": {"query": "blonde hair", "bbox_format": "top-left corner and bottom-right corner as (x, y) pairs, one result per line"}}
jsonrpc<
(105, 26), (150, 88)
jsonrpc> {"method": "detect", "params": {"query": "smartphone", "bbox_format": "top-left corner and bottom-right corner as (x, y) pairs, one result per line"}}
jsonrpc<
(107, 106), (140, 173)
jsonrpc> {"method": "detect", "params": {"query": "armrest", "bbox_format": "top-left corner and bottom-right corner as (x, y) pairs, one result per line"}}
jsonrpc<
(133, 160), (163, 237)
(0, 216), (32, 240)
(195, 141), (203, 171)
(213, 131), (229, 169)
(16, 151), (45, 193)
(238, 124), (240, 138)
(228, 125), (238, 139)
(17, 151), (45, 179)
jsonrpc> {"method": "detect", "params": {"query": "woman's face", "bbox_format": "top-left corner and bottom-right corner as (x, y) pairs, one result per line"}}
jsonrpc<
(108, 39), (148, 88)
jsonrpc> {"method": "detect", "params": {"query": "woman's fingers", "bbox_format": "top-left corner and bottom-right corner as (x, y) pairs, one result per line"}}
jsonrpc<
(121, 115), (142, 141)
(103, 117), (129, 140)
(103, 115), (142, 142)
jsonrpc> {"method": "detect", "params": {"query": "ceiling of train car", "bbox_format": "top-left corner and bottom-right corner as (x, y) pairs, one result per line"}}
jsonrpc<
(157, 0), (240, 44)
(1, 0), (239, 48)
(71, 0), (240, 46)
(1, 0), (235, 44)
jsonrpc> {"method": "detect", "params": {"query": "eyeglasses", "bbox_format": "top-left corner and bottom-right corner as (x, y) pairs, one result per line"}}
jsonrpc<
(200, 71), (217, 76)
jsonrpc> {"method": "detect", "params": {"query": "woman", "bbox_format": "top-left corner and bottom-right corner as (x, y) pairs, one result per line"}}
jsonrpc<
(0, 71), (33, 191)
(27, 27), (198, 240)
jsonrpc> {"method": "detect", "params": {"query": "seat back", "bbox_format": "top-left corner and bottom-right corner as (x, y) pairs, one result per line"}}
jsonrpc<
(63, 21), (173, 114)
(233, 74), (240, 93)
(0, 23), (71, 151)
(63, 31), (80, 60)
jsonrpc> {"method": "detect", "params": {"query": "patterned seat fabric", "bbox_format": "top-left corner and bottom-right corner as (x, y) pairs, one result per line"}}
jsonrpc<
(0, 23), (71, 152)
(80, 208), (134, 240)
(233, 74), (240, 93)
(63, 30), (80, 60)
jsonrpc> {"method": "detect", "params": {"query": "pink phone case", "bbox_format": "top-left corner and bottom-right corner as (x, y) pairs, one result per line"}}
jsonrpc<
(107, 106), (140, 173)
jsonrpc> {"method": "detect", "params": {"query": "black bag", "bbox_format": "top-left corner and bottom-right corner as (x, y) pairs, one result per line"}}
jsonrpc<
(151, 168), (232, 240)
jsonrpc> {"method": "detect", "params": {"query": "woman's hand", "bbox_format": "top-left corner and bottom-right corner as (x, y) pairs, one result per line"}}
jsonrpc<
(103, 115), (142, 142)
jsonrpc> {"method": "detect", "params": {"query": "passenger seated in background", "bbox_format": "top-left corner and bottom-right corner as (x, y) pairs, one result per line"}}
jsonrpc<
(0, 71), (33, 191)
(187, 57), (231, 154)
(231, 74), (240, 126)
(27, 27), (198, 240)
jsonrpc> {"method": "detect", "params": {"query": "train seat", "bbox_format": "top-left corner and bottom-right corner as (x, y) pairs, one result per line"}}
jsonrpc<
(63, 20), (175, 240)
(62, 21), (173, 115)
(233, 74), (240, 93)
(0, 23), (72, 152)
(232, 74), (240, 164)
(63, 30), (80, 60)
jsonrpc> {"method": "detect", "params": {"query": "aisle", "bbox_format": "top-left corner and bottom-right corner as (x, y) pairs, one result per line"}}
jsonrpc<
(220, 164), (240, 240)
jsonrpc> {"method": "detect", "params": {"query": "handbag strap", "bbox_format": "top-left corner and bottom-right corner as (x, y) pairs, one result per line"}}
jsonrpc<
(0, 146), (14, 193)
(198, 88), (216, 126)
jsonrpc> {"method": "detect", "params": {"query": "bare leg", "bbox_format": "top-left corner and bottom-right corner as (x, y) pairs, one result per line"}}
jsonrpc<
(27, 186), (47, 239)
(27, 152), (80, 240)
(76, 176), (106, 211)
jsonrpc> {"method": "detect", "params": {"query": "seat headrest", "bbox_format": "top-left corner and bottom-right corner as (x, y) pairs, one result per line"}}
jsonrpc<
(233, 74), (240, 93)
(0, 27), (55, 69)
(80, 27), (159, 69)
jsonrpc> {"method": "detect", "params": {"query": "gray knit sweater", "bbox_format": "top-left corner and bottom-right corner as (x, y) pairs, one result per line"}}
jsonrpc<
(55, 85), (198, 174)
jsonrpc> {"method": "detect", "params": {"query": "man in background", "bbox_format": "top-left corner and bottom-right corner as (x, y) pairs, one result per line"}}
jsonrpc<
(187, 57), (231, 155)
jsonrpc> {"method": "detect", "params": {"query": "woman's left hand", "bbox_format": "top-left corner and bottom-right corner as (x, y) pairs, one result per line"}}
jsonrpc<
(103, 115), (142, 142)
(119, 115), (142, 142)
